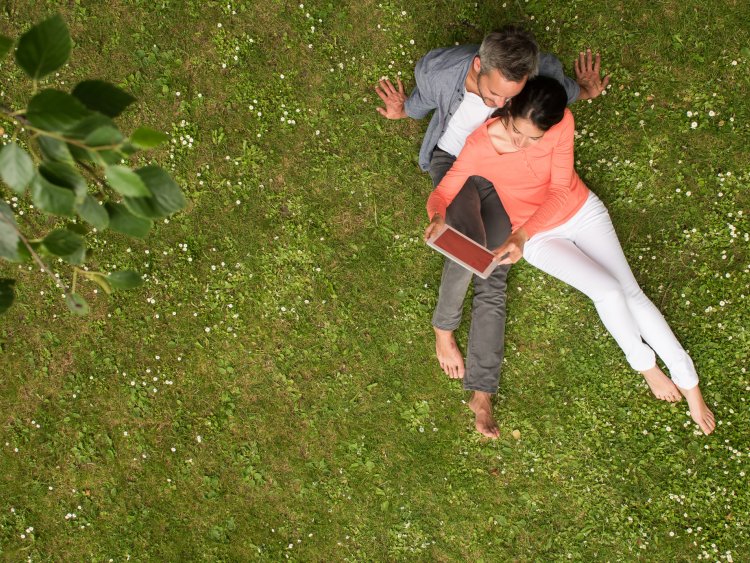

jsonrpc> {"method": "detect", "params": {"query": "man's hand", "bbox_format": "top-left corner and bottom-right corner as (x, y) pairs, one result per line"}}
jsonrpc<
(575, 49), (610, 101)
(424, 213), (445, 242)
(493, 229), (528, 265)
(375, 77), (408, 119)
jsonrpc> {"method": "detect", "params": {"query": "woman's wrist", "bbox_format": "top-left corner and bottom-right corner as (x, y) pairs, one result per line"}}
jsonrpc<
(513, 227), (529, 244)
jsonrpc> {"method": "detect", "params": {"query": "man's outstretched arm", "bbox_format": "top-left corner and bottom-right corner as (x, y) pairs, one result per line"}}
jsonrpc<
(375, 77), (407, 119)
(376, 51), (438, 120)
(575, 48), (610, 100)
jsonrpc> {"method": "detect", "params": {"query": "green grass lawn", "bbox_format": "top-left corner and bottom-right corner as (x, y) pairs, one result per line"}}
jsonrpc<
(1, 0), (749, 560)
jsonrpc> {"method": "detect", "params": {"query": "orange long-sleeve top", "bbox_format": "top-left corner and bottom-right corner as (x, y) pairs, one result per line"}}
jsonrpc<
(426, 108), (589, 239)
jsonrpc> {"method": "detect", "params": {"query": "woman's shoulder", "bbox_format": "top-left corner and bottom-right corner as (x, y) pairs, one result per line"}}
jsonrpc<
(547, 108), (575, 138)
(558, 108), (574, 128)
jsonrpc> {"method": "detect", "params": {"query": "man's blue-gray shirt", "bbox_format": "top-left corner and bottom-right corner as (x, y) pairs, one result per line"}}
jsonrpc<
(404, 45), (580, 171)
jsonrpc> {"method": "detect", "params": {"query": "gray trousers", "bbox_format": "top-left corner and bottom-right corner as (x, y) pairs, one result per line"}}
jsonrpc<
(429, 148), (512, 394)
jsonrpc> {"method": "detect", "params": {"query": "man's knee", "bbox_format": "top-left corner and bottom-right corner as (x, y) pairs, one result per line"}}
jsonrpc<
(473, 266), (509, 303)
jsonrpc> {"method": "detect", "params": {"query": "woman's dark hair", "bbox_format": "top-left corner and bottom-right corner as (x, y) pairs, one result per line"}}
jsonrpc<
(492, 75), (567, 131)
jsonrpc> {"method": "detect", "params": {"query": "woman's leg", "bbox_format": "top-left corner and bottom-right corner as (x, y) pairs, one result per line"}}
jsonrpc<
(524, 232), (661, 376)
(566, 194), (699, 390)
(525, 195), (714, 434)
(565, 195), (713, 433)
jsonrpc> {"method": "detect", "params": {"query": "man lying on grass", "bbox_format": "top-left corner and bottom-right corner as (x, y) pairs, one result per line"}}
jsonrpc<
(375, 26), (609, 437)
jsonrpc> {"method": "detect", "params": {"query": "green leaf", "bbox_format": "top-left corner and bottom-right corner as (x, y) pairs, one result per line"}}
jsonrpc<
(72, 80), (136, 118)
(66, 143), (97, 165)
(84, 126), (124, 147)
(130, 127), (168, 149)
(119, 142), (139, 157)
(0, 142), (35, 195)
(0, 35), (13, 59)
(106, 203), (153, 238)
(27, 89), (90, 133)
(94, 149), (123, 166)
(741, 47), (750, 58)
(123, 166), (186, 218)
(67, 222), (88, 236)
(105, 165), (150, 197)
(66, 113), (116, 140)
(42, 228), (85, 264)
(65, 292), (89, 315)
(76, 195), (109, 230)
(39, 161), (87, 201)
(0, 201), (21, 261)
(37, 135), (74, 163)
(30, 173), (76, 216)
(15, 240), (32, 262)
(87, 273), (112, 295)
(67, 145), (122, 166)
(107, 270), (143, 290)
(0, 278), (15, 314)
(15, 14), (71, 79)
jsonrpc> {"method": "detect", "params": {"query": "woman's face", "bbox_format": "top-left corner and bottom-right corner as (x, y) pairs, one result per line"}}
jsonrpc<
(507, 115), (545, 149)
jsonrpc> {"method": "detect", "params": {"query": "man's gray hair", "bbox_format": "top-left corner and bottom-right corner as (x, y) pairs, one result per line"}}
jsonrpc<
(478, 26), (539, 82)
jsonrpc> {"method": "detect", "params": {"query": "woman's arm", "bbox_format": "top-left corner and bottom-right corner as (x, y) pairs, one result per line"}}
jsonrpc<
(518, 110), (577, 239)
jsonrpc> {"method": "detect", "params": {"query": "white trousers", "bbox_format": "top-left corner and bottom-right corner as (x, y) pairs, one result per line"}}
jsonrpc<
(523, 192), (699, 389)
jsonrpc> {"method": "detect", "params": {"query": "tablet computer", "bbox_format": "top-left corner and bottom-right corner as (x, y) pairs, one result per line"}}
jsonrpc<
(426, 224), (498, 279)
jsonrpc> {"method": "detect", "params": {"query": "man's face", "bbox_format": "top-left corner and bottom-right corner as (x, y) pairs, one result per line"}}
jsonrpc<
(475, 60), (527, 109)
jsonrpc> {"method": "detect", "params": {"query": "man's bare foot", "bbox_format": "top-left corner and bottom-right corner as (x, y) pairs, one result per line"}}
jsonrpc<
(641, 365), (682, 402)
(678, 384), (716, 435)
(434, 327), (464, 379)
(468, 391), (499, 438)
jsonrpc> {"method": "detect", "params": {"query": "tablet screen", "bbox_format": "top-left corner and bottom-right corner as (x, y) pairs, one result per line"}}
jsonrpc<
(432, 227), (495, 272)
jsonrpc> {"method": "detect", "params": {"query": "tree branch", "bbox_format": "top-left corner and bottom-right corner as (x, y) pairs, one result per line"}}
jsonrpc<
(0, 106), (123, 152)
(78, 160), (109, 199)
(0, 213), (70, 300)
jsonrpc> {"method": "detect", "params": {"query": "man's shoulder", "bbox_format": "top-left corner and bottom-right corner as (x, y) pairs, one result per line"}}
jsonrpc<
(538, 51), (564, 73)
(417, 44), (478, 75)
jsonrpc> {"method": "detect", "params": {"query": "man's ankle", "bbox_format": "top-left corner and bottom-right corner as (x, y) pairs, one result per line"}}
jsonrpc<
(471, 391), (493, 404)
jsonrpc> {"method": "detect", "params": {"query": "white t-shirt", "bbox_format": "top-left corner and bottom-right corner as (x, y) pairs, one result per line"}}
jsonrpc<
(437, 90), (494, 157)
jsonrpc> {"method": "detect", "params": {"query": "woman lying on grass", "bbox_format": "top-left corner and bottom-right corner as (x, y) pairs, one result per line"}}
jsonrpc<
(424, 75), (715, 437)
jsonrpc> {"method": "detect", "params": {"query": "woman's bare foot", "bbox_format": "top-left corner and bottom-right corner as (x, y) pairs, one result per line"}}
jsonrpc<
(434, 327), (464, 379)
(641, 365), (682, 402)
(678, 384), (716, 435)
(468, 391), (499, 438)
